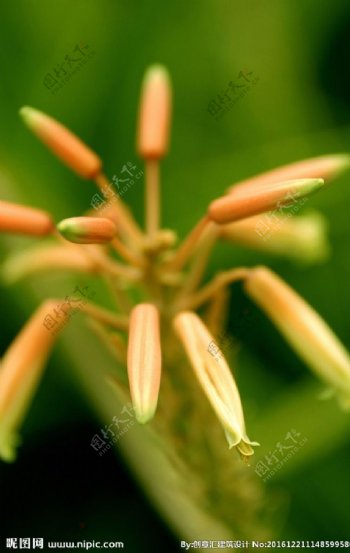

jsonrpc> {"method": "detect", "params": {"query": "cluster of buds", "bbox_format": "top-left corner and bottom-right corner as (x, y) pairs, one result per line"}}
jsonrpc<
(1, 65), (350, 463)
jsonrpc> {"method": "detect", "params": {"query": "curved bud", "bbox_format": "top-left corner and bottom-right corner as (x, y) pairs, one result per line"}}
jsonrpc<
(137, 65), (172, 159)
(0, 200), (54, 236)
(2, 244), (98, 284)
(244, 266), (350, 409)
(228, 154), (350, 194)
(208, 178), (324, 225)
(173, 311), (259, 460)
(220, 211), (330, 264)
(57, 216), (117, 244)
(20, 106), (102, 179)
(0, 300), (64, 461)
(127, 304), (162, 423)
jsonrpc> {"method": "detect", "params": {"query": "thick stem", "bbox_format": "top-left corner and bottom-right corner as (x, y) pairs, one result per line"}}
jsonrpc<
(145, 159), (160, 237)
(81, 302), (129, 331)
(165, 216), (212, 272)
(177, 267), (250, 311)
(173, 224), (219, 307)
(82, 244), (141, 281)
(111, 237), (145, 268)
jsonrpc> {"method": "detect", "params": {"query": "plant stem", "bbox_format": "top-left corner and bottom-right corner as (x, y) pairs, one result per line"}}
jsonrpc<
(145, 159), (160, 237)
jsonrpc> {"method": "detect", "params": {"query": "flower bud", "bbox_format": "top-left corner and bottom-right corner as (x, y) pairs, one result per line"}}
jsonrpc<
(0, 300), (63, 461)
(244, 266), (350, 409)
(57, 216), (117, 244)
(127, 304), (162, 423)
(209, 178), (324, 225)
(0, 199), (54, 236)
(173, 311), (258, 460)
(137, 65), (172, 159)
(20, 106), (102, 179)
(228, 154), (350, 194)
(220, 211), (330, 264)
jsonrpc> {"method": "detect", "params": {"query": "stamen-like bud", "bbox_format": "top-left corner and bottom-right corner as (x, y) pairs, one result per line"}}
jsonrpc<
(57, 216), (117, 244)
(208, 178), (324, 225)
(127, 304), (162, 423)
(137, 65), (172, 159)
(0, 300), (63, 461)
(0, 199), (54, 236)
(228, 154), (350, 194)
(19, 107), (102, 179)
(244, 267), (350, 409)
(173, 311), (258, 460)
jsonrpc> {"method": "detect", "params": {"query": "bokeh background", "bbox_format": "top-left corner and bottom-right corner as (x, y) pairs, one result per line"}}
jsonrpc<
(1, 0), (350, 550)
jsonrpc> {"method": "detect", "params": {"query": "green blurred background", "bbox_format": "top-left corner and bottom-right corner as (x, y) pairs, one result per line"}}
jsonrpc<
(1, 0), (350, 550)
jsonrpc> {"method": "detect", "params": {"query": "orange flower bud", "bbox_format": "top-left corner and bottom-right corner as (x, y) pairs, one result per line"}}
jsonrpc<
(137, 65), (172, 159)
(57, 216), (117, 244)
(228, 154), (350, 194)
(20, 106), (102, 179)
(127, 304), (162, 423)
(209, 178), (324, 225)
(0, 199), (54, 236)
(0, 300), (64, 461)
(244, 267), (350, 409)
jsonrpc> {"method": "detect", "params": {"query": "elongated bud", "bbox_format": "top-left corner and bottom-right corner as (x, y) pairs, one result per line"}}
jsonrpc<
(57, 216), (117, 244)
(0, 300), (63, 461)
(228, 154), (350, 194)
(209, 178), (324, 225)
(137, 65), (172, 159)
(0, 199), (54, 236)
(173, 311), (258, 460)
(220, 211), (330, 264)
(19, 107), (102, 179)
(2, 244), (98, 284)
(244, 267), (350, 409)
(127, 304), (162, 423)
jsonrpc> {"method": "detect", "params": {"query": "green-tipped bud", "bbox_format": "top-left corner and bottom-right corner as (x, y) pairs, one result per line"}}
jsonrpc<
(20, 106), (102, 179)
(57, 216), (117, 244)
(137, 65), (172, 159)
(209, 178), (324, 225)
